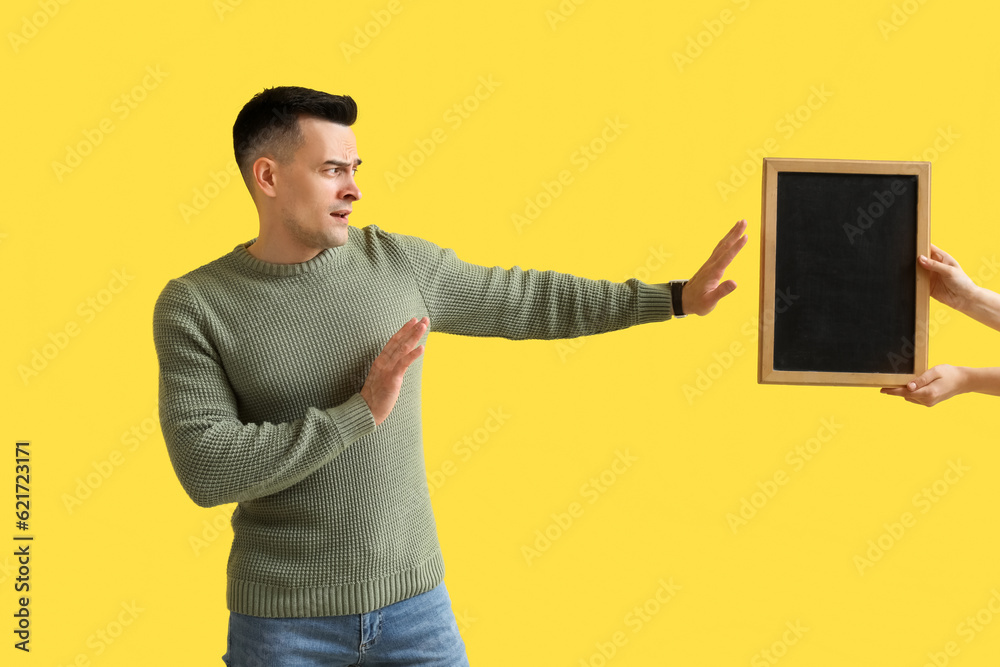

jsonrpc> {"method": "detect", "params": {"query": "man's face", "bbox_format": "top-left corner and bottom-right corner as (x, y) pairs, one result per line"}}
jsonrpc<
(272, 116), (362, 251)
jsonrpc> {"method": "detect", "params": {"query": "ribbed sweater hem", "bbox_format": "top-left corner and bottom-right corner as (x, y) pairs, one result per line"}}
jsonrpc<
(226, 549), (446, 617)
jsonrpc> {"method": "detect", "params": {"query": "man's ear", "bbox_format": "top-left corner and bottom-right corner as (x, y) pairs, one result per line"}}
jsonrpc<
(253, 156), (279, 199)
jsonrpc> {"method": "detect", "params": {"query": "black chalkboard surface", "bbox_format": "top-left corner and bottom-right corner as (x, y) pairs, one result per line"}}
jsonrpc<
(758, 159), (930, 386)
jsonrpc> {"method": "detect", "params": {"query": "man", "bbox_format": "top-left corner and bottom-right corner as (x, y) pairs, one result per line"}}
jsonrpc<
(153, 86), (747, 665)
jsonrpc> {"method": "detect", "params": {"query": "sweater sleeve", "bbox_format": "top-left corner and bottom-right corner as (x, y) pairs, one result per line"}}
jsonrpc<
(383, 231), (674, 339)
(152, 279), (376, 508)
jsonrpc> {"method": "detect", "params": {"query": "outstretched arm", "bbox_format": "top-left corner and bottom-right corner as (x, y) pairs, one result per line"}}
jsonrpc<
(384, 219), (748, 340)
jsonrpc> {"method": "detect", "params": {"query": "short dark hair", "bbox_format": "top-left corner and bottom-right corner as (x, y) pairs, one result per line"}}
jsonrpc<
(232, 86), (357, 193)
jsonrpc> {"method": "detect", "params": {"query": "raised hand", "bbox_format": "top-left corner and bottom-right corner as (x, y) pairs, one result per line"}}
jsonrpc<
(360, 317), (429, 425)
(681, 219), (749, 316)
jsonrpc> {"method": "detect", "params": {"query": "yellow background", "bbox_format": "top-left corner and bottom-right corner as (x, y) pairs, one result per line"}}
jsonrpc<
(4, 0), (999, 664)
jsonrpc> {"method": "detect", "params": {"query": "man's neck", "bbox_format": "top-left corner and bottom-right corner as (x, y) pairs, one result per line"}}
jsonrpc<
(245, 235), (324, 265)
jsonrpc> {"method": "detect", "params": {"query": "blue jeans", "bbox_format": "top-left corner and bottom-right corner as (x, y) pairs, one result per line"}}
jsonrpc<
(222, 582), (470, 666)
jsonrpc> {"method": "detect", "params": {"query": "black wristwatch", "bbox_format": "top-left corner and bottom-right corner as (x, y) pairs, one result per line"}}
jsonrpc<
(669, 280), (688, 318)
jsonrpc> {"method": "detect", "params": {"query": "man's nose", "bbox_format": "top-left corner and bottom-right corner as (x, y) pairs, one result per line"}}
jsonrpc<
(343, 174), (362, 201)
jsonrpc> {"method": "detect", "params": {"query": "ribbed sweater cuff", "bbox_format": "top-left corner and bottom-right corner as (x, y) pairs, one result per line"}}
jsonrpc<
(637, 282), (673, 324)
(326, 393), (377, 446)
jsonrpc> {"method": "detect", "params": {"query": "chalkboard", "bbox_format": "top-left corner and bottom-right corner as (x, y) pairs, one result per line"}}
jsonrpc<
(758, 158), (930, 386)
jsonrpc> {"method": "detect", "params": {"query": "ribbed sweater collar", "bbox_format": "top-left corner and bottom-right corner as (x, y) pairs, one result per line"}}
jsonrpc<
(230, 238), (347, 277)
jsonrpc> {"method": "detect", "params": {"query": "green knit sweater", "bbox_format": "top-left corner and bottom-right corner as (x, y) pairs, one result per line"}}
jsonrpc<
(153, 225), (674, 617)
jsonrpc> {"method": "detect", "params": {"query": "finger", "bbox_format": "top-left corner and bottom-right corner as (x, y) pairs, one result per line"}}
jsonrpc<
(382, 318), (427, 361)
(700, 231), (749, 283)
(730, 218), (748, 239)
(722, 218), (748, 244)
(397, 344), (425, 371)
(929, 244), (958, 267)
(905, 388), (936, 407)
(708, 280), (738, 302)
(381, 345), (426, 388)
(399, 316), (428, 338)
(713, 232), (749, 272)
(394, 318), (429, 356)
(710, 219), (748, 260)
(918, 254), (955, 277)
(384, 317), (418, 351)
(881, 380), (921, 395)
(908, 368), (938, 391)
(401, 316), (429, 339)
(690, 280), (738, 316)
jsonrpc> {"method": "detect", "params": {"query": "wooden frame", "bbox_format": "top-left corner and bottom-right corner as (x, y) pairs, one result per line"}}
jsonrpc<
(758, 158), (931, 387)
